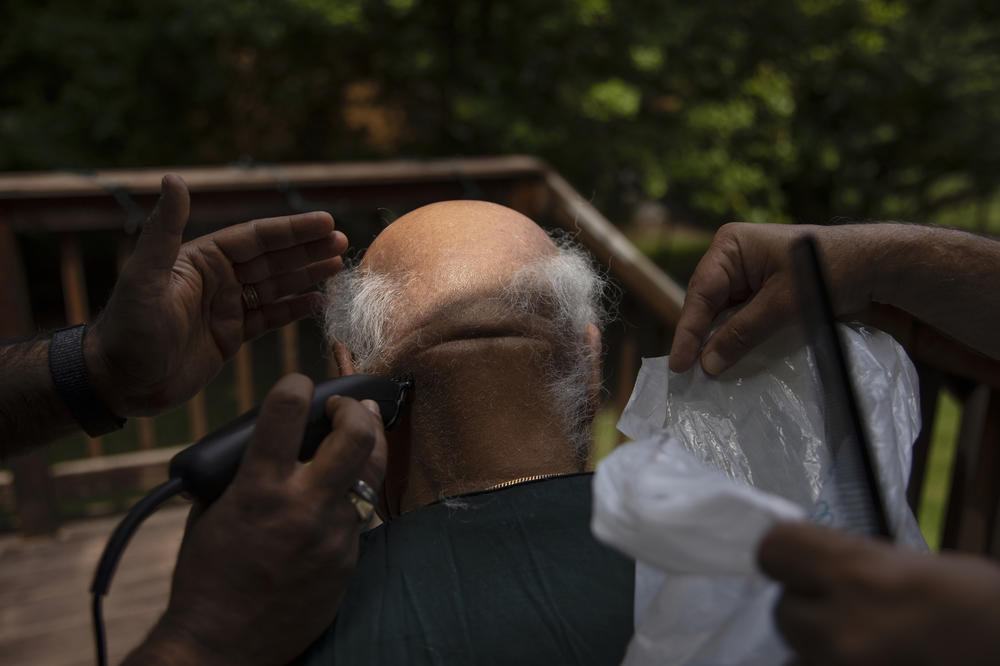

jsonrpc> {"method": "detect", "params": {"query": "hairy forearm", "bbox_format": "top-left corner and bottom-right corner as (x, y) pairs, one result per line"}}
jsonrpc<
(849, 223), (1000, 359)
(0, 336), (79, 458)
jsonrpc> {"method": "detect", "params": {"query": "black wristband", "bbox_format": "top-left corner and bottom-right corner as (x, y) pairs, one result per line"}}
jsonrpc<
(49, 324), (126, 437)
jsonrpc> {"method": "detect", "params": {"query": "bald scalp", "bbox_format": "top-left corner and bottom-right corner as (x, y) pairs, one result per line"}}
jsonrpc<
(347, 201), (567, 354)
(321, 200), (609, 466)
(362, 200), (557, 277)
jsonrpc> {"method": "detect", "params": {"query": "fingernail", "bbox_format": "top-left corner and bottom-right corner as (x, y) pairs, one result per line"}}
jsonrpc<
(702, 351), (726, 376)
(362, 399), (381, 417)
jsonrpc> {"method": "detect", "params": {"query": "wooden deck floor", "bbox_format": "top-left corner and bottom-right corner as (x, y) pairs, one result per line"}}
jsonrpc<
(0, 505), (188, 666)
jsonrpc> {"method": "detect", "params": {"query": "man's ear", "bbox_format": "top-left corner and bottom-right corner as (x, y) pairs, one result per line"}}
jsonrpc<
(329, 341), (408, 518)
(331, 341), (357, 376)
(584, 323), (602, 417)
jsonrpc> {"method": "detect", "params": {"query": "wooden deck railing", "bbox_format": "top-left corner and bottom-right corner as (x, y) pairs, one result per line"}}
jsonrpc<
(1, 157), (998, 558)
(0, 157), (682, 535)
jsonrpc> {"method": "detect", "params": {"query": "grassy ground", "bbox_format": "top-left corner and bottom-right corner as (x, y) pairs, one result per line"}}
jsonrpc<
(916, 391), (961, 550)
(589, 407), (622, 466)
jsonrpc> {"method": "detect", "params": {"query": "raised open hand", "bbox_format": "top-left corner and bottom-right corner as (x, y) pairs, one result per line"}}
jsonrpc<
(85, 174), (348, 417)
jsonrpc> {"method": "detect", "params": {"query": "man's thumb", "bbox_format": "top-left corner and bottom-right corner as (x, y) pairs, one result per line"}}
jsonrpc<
(131, 174), (190, 272)
(699, 296), (775, 375)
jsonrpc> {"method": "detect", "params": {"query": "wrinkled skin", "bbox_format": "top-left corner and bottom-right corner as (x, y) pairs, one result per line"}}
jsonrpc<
(124, 375), (387, 665)
(87, 174), (347, 417)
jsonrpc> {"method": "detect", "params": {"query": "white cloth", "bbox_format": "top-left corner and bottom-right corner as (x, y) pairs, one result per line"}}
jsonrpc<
(592, 324), (925, 665)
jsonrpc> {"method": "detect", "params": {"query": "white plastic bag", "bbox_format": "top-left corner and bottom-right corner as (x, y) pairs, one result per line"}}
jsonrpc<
(592, 324), (925, 665)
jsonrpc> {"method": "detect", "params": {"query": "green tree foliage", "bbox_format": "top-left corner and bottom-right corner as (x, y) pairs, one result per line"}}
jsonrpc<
(0, 0), (371, 167)
(2, 0), (999, 228)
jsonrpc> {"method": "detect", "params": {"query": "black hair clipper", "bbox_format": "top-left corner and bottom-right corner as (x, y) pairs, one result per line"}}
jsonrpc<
(169, 374), (412, 503)
(92, 373), (412, 666)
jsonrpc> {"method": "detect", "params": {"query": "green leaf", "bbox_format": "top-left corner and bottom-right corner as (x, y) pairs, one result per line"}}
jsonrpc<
(581, 78), (641, 121)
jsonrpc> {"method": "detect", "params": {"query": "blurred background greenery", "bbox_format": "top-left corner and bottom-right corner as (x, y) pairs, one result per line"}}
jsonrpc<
(3, 0), (996, 546)
(3, 0), (1000, 232)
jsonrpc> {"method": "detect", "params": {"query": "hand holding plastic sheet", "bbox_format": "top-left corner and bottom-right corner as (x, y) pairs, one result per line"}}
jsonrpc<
(591, 324), (925, 666)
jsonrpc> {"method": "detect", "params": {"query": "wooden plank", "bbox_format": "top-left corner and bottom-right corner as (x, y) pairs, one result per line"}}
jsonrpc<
(907, 364), (943, 512)
(943, 384), (991, 551)
(58, 232), (90, 325)
(235, 343), (254, 413)
(986, 392), (1000, 557)
(968, 390), (1000, 555)
(280, 322), (300, 374)
(0, 222), (34, 340)
(614, 315), (640, 448)
(507, 179), (551, 220)
(543, 169), (685, 327)
(0, 157), (546, 200)
(187, 392), (208, 442)
(0, 220), (58, 535)
(59, 232), (102, 458)
(0, 470), (13, 515)
(50, 447), (181, 504)
(0, 504), (187, 666)
(6, 451), (59, 537)
(0, 158), (541, 233)
(0, 447), (183, 511)
(911, 324), (1000, 390)
(134, 418), (157, 451)
(1, 179), (529, 233)
(865, 304), (1000, 389)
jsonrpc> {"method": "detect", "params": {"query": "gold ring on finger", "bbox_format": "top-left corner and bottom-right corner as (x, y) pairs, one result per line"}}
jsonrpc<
(241, 284), (261, 310)
(347, 479), (378, 524)
(348, 493), (375, 524)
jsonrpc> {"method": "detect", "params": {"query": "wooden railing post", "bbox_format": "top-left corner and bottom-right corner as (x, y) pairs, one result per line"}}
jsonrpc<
(188, 393), (208, 442)
(942, 384), (992, 550)
(235, 344), (255, 413)
(0, 222), (59, 534)
(907, 363), (944, 512)
(957, 387), (1000, 554)
(59, 231), (103, 458)
(614, 308), (640, 447)
(983, 390), (1000, 556)
(280, 322), (300, 374)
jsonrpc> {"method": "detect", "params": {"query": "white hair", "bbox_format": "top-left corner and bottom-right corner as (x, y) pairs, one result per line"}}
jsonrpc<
(321, 234), (609, 461)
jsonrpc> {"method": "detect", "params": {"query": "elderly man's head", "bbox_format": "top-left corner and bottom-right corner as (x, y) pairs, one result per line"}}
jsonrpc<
(323, 201), (606, 504)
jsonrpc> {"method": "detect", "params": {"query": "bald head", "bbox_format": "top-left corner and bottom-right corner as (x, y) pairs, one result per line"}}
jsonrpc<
(322, 200), (607, 468)
(359, 201), (559, 343)
(363, 200), (558, 276)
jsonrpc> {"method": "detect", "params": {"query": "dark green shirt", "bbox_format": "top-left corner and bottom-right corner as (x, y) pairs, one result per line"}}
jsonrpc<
(294, 473), (634, 665)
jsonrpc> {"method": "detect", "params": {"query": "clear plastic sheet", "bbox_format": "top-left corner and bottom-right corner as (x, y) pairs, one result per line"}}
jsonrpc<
(592, 324), (926, 666)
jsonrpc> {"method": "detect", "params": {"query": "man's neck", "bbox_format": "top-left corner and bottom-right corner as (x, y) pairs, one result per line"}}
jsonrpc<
(388, 338), (584, 513)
